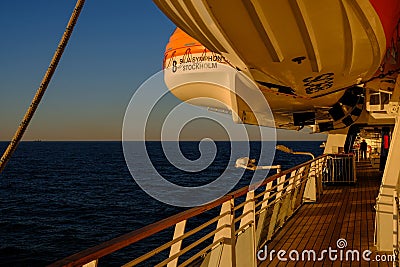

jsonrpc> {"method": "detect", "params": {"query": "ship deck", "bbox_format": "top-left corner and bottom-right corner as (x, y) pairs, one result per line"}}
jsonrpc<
(259, 160), (391, 267)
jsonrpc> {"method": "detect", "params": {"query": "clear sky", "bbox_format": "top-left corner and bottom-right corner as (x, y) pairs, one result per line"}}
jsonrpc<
(0, 1), (326, 141)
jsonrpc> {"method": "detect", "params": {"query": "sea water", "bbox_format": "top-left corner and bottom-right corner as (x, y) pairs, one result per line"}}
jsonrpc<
(0, 141), (323, 266)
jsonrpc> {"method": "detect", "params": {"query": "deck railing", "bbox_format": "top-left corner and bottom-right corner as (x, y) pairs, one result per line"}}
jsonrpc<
(49, 154), (342, 267)
(322, 154), (357, 184)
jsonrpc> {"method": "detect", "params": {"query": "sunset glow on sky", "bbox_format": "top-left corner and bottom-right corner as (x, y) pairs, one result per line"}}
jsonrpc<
(0, 1), (326, 141)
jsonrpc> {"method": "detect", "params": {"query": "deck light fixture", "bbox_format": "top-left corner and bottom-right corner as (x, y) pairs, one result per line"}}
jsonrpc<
(235, 157), (281, 172)
(276, 145), (315, 159)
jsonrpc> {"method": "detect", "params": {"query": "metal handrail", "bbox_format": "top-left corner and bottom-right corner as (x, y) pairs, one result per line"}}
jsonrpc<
(49, 154), (334, 267)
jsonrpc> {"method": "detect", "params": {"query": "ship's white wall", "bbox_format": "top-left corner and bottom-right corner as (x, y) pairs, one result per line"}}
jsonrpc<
(323, 130), (349, 154)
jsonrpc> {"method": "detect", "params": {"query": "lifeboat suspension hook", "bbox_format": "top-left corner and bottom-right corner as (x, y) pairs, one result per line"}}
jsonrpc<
(0, 0), (86, 174)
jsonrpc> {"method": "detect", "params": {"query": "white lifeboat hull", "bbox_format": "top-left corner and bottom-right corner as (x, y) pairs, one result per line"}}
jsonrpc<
(158, 0), (400, 131)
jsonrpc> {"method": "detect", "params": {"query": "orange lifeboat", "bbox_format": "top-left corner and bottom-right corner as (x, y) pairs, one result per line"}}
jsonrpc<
(163, 28), (230, 70)
(163, 28), (246, 123)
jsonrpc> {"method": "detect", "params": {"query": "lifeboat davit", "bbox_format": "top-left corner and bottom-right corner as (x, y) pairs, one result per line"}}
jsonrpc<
(160, 0), (400, 132)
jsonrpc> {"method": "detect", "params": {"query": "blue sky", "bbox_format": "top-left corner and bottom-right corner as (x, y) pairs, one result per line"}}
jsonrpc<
(0, 1), (326, 141)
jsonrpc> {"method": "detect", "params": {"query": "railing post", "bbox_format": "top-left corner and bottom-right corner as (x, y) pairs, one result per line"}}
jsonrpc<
(286, 169), (298, 215)
(208, 198), (235, 267)
(255, 181), (273, 246)
(352, 154), (357, 183)
(167, 220), (187, 267)
(304, 161), (317, 202)
(83, 260), (98, 267)
(236, 191), (256, 267)
(315, 157), (325, 198)
(267, 174), (286, 239)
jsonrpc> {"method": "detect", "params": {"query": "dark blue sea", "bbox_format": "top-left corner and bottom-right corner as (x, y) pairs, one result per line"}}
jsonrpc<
(0, 141), (324, 266)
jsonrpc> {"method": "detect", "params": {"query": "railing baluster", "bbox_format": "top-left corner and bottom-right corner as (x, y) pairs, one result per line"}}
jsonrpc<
(266, 174), (286, 239)
(82, 260), (97, 267)
(304, 160), (317, 202)
(285, 171), (297, 218)
(167, 220), (186, 267)
(315, 158), (324, 198)
(255, 181), (273, 246)
(236, 191), (256, 267)
(207, 199), (235, 267)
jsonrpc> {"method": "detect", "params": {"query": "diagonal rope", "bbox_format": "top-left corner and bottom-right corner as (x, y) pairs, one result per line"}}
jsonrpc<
(0, 0), (86, 173)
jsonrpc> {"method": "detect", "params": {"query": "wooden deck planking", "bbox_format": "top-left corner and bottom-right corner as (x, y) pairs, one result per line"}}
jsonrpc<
(284, 188), (343, 267)
(258, 160), (392, 266)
